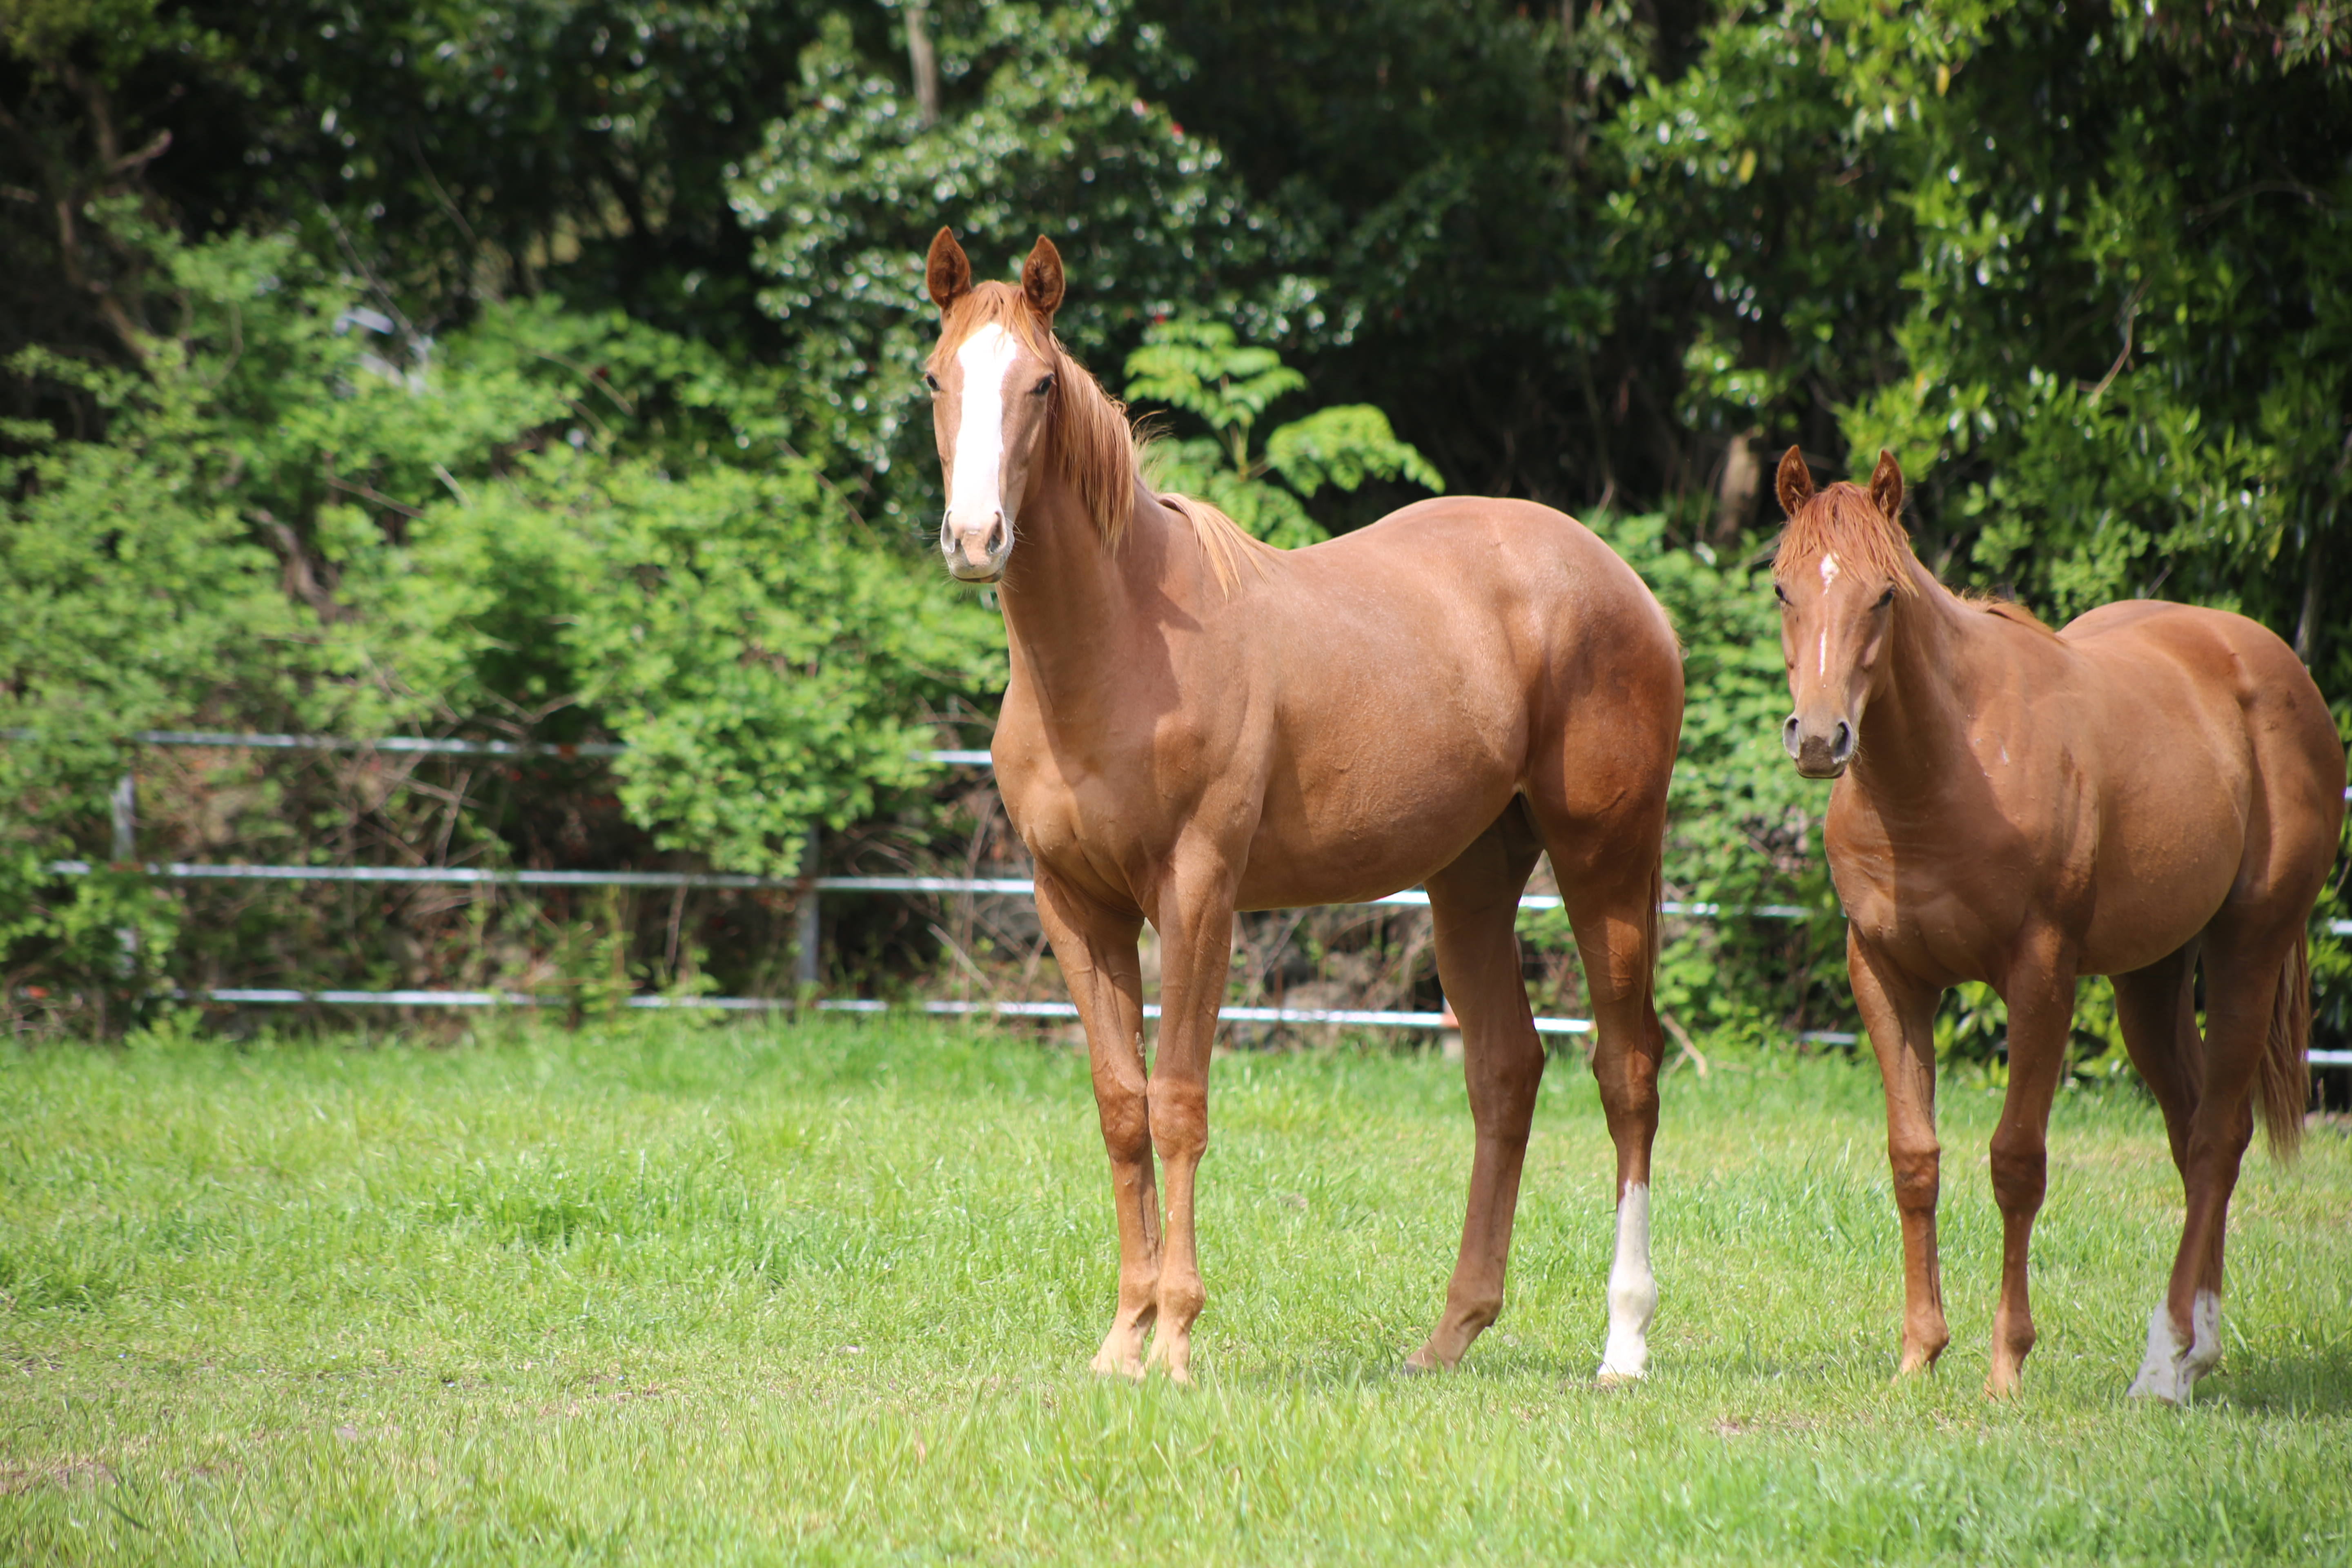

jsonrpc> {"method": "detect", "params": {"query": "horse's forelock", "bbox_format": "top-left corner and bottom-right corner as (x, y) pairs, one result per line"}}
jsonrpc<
(1775, 481), (1920, 596)
(933, 282), (1055, 364)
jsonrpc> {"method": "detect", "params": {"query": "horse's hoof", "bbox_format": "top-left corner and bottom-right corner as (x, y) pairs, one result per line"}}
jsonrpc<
(2126, 1360), (2194, 1405)
(1592, 1368), (1643, 1390)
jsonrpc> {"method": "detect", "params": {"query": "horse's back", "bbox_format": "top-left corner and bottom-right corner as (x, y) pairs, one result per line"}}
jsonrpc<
(1221, 494), (1680, 906)
(2062, 600), (2337, 781)
(1306, 495), (1676, 664)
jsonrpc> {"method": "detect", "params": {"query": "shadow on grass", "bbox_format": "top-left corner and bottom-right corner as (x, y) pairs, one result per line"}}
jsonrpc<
(2211, 1339), (2352, 1416)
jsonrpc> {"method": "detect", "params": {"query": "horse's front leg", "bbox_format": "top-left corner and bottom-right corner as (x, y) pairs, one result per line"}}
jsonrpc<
(1032, 868), (1154, 1377)
(1141, 866), (1240, 1385)
(1984, 939), (2078, 1397)
(1849, 931), (1950, 1375)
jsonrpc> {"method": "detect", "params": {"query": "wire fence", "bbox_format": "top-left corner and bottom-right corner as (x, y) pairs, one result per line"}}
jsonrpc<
(20, 728), (2349, 1062)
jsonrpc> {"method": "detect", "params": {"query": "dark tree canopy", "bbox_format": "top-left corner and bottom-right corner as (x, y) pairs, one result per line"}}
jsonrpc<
(2, 0), (2348, 1038)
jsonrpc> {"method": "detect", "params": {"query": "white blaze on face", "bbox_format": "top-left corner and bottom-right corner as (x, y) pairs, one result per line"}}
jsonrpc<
(1815, 552), (1840, 680)
(945, 323), (1022, 542)
(1596, 1182), (1657, 1382)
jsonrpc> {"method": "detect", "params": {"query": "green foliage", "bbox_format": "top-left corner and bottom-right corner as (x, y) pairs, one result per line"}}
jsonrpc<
(1123, 316), (1440, 548)
(0, 218), (999, 1009)
(1265, 405), (1444, 501)
(1585, 512), (1850, 1037)
(728, 4), (1265, 528)
(5, 0), (2349, 1042)
(1123, 316), (1307, 445)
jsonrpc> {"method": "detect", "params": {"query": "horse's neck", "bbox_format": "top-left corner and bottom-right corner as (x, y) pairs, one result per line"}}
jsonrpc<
(1850, 564), (2005, 802)
(996, 470), (1199, 720)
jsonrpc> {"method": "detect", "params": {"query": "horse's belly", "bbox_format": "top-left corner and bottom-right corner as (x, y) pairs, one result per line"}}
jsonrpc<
(2075, 838), (2242, 975)
(1235, 766), (1520, 909)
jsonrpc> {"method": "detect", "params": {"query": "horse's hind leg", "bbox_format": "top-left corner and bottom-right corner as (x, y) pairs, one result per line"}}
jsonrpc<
(2111, 941), (2218, 1403)
(2128, 926), (2292, 1403)
(2111, 941), (2203, 1180)
(1405, 801), (1546, 1373)
(1533, 800), (1668, 1383)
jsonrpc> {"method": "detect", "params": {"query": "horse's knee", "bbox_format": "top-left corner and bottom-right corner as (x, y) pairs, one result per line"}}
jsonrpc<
(1987, 1134), (2046, 1216)
(1094, 1091), (1152, 1165)
(1148, 1079), (1208, 1160)
(1888, 1141), (1941, 1213)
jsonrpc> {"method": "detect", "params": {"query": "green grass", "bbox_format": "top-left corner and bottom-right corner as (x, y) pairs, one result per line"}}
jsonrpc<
(1, 1017), (2347, 1565)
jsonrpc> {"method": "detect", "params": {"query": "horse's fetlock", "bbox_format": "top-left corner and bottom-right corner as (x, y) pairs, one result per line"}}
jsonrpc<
(1606, 1273), (1657, 1325)
(1158, 1279), (1206, 1327)
(1454, 1293), (1504, 1334)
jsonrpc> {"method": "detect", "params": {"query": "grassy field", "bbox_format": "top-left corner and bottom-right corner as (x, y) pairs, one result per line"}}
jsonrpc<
(1, 1016), (2348, 1565)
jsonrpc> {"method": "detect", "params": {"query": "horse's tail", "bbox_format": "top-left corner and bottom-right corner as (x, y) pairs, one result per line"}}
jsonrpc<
(2255, 929), (2310, 1161)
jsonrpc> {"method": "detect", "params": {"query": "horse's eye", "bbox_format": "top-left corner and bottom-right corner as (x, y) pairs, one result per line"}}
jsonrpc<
(1875, 586), (1896, 608)
(1033, 374), (1056, 397)
(923, 371), (941, 393)
(1773, 582), (1790, 604)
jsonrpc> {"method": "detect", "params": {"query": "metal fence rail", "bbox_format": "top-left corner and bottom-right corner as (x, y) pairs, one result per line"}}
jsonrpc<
(18, 728), (2349, 1063)
(167, 986), (1595, 1035)
(45, 858), (1804, 921)
(5, 726), (993, 766)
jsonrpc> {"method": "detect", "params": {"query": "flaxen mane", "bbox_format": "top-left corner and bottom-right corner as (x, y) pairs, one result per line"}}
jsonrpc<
(932, 282), (1275, 595)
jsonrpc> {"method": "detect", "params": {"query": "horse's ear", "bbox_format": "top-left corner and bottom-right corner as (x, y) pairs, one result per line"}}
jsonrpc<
(1869, 449), (1904, 523)
(1775, 445), (1814, 518)
(926, 227), (972, 312)
(1021, 236), (1064, 323)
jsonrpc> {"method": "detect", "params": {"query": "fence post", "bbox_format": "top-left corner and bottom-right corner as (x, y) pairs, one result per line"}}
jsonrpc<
(111, 770), (138, 974)
(795, 826), (821, 992)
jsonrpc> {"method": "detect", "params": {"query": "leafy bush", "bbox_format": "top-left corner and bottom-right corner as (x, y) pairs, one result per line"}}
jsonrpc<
(0, 220), (1000, 1020)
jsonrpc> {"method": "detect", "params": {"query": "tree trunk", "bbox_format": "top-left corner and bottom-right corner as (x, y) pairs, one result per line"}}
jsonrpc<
(907, 3), (941, 129)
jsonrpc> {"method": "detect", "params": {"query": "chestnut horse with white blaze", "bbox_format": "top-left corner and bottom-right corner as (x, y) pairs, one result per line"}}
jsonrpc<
(922, 228), (1683, 1383)
(1772, 447), (2341, 1402)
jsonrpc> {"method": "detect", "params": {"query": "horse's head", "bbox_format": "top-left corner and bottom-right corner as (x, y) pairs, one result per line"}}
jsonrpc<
(922, 228), (1066, 584)
(1769, 447), (1918, 779)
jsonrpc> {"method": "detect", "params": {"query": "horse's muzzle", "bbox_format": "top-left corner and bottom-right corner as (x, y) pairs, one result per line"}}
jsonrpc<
(1784, 713), (1855, 779)
(942, 510), (1010, 583)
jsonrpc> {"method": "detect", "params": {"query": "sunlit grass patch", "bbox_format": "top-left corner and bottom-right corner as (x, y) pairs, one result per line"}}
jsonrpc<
(1, 1018), (2346, 1564)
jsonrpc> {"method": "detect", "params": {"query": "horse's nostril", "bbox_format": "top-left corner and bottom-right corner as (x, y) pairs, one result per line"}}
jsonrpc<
(1782, 715), (1802, 760)
(1832, 720), (1855, 761)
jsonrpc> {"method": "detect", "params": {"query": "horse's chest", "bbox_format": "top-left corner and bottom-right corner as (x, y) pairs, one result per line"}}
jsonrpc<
(1827, 811), (2040, 985)
(1840, 878), (2004, 983)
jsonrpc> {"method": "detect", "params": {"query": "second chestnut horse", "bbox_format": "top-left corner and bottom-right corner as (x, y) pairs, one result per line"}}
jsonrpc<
(1773, 447), (2341, 1401)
